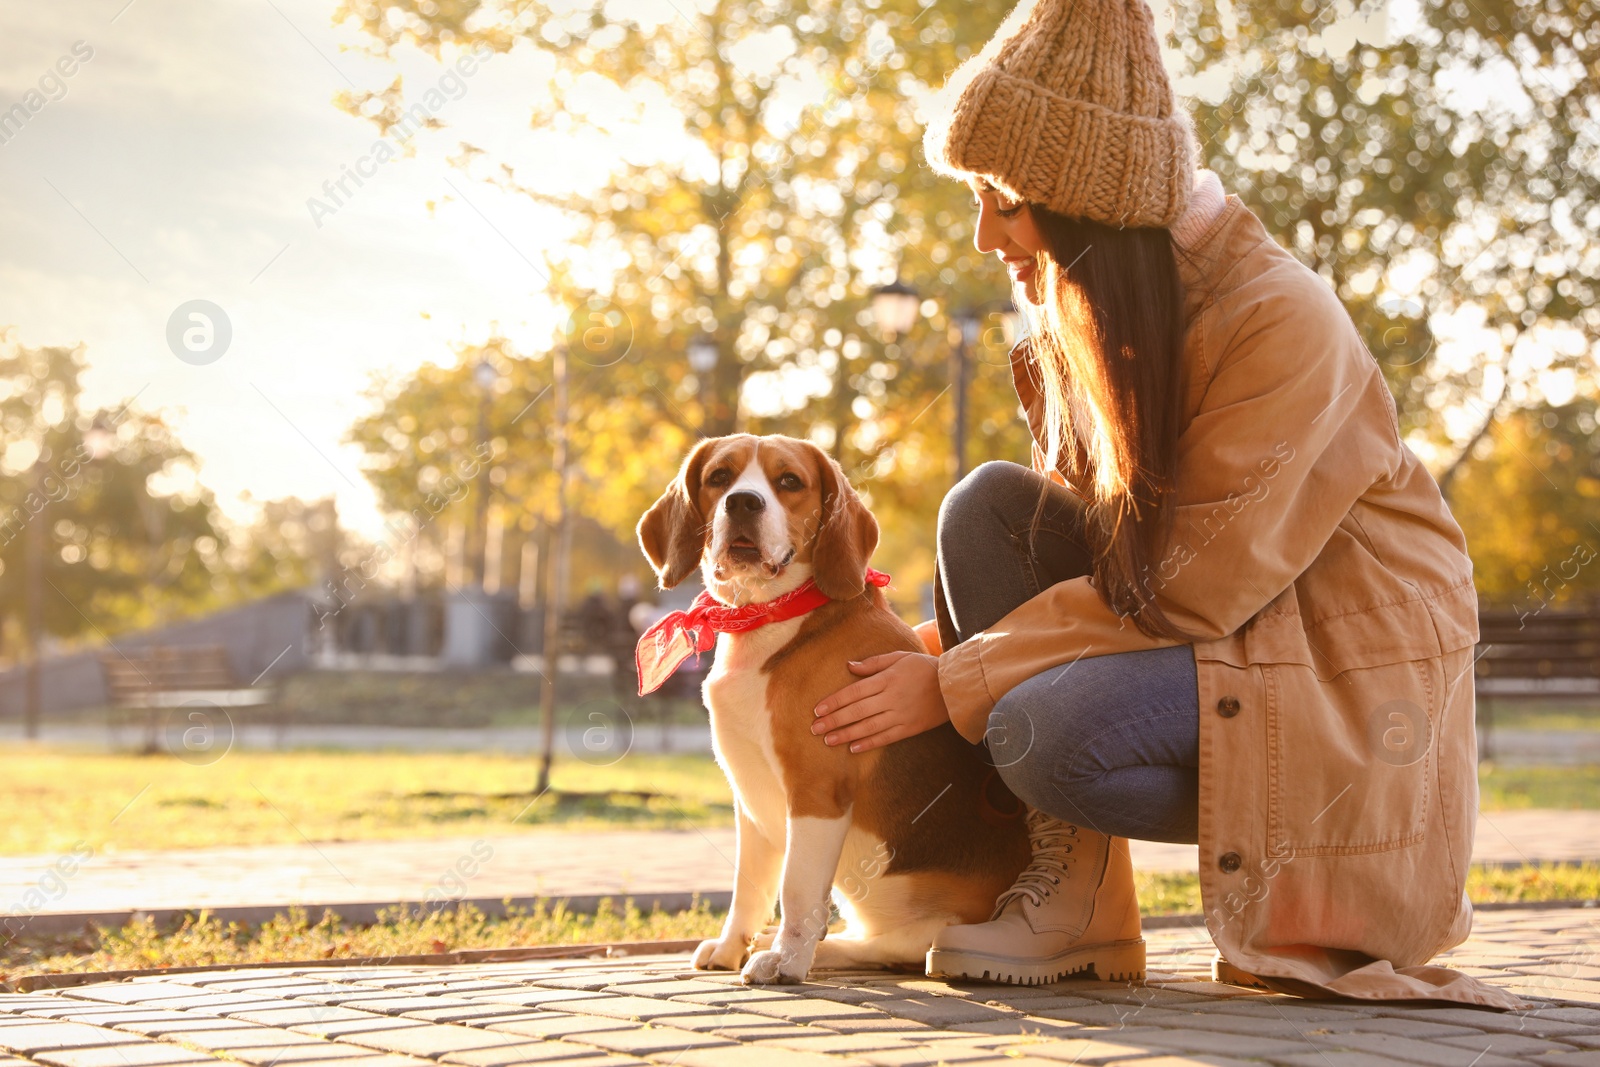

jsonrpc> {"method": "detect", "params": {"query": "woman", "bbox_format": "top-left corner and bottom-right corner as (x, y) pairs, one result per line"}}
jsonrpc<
(810, 0), (1521, 1008)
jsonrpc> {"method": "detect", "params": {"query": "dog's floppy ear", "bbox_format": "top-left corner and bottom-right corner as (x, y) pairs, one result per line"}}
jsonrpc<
(808, 444), (879, 601)
(638, 438), (717, 589)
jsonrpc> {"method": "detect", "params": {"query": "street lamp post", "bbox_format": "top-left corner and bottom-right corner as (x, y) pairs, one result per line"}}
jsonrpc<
(858, 279), (923, 468)
(687, 333), (718, 434)
(536, 343), (569, 796)
(471, 359), (496, 589)
(950, 310), (981, 485)
(23, 459), (45, 741)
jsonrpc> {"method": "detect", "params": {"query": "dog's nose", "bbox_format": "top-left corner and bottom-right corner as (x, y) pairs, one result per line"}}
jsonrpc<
(724, 491), (766, 516)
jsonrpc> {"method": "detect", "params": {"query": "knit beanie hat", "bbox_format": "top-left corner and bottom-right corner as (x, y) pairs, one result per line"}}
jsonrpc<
(923, 0), (1198, 229)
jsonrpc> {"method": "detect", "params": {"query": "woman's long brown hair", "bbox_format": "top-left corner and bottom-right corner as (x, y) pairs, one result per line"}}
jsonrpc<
(1025, 206), (1199, 641)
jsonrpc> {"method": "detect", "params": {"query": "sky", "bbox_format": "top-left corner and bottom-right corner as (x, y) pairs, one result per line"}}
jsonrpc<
(4, 0), (1546, 541)
(1, 0), (574, 537)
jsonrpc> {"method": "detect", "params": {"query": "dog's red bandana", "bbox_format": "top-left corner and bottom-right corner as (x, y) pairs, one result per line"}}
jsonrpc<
(635, 568), (892, 696)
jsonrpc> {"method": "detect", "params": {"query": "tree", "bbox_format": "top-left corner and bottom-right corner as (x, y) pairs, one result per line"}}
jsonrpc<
(1168, 0), (1600, 475)
(332, 0), (1031, 597)
(1449, 398), (1600, 609)
(0, 332), (226, 657)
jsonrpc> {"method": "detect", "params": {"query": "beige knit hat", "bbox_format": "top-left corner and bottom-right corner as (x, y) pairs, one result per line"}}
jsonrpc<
(923, 0), (1198, 229)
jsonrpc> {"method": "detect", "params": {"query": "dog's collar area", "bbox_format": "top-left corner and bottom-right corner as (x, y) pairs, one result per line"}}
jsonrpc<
(635, 568), (892, 696)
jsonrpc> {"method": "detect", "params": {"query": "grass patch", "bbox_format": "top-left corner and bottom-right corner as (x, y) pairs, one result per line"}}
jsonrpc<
(1478, 763), (1600, 810)
(1481, 700), (1600, 733)
(0, 746), (1593, 857)
(1, 898), (726, 983)
(7, 863), (1593, 983)
(0, 749), (733, 856)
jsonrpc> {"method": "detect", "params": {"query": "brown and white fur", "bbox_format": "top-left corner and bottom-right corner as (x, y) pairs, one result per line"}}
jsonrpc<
(638, 434), (1029, 984)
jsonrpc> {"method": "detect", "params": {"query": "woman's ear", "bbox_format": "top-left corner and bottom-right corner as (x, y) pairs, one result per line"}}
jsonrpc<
(809, 445), (879, 601)
(638, 439), (717, 589)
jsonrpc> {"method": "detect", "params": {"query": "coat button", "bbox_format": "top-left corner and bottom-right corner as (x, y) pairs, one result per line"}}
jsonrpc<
(1216, 696), (1241, 717)
(1218, 851), (1243, 873)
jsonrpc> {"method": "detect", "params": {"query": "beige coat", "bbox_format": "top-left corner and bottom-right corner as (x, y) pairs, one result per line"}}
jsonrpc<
(936, 195), (1523, 1009)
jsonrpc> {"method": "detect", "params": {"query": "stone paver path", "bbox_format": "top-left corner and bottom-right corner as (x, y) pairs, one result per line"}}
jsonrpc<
(5, 811), (1597, 936)
(3, 906), (1599, 1066)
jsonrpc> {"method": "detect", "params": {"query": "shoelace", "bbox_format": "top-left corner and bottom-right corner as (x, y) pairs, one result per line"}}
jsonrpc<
(992, 809), (1080, 915)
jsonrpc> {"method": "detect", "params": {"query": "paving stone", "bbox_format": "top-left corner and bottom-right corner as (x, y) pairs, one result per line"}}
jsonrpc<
(458, 989), (624, 1010)
(703, 1023), (819, 1042)
(227, 1005), (388, 1028)
(1195, 999), (1359, 1023)
(288, 1018), (437, 1041)
(1270, 1056), (1451, 1067)
(7, 907), (1600, 1066)
(853, 1045), (1008, 1065)
(119, 1019), (270, 1038)
(300, 996), (469, 1015)
(1004, 1035), (1193, 1064)
(385, 1004), (544, 1025)
(559, 1025), (738, 1057)
(805, 1015), (936, 1035)
(1108, 1026), (1313, 1059)
(520, 977), (619, 993)
(540, 996), (726, 1022)
(55, 987), (217, 1008)
(439, 1045), (644, 1067)
(670, 1046), (875, 1067)
(146, 995), (304, 1015)
(734, 1000), (905, 1025)
(1030, 1003), (1202, 1028)
(946, 1017), (1087, 1038)
(482, 1016), (639, 1040)
(176, 1044), (377, 1064)
(785, 985), (908, 1006)
(669, 988), (807, 1008)
(651, 1010), (798, 1034)
(8, 1008), (213, 1029)
(602, 980), (738, 998)
(1436, 1033), (1591, 1056)
(163, 1028), (339, 1052)
(1374, 1008), (1599, 1038)
(31, 1047), (218, 1067)
(0, 1021), (153, 1054)
(1317, 1017), (1519, 1040)
(755, 1033), (924, 1055)
(865, 998), (1019, 1027)
(1303, 1032), (1526, 1066)
(971, 993), (1098, 1012)
(204, 981), (365, 998)
(1508, 982), (1600, 1006)
(321, 1023), (533, 1059)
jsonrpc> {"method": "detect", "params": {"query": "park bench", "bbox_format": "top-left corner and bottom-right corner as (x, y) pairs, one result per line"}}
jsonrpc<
(1474, 607), (1600, 760)
(99, 644), (288, 752)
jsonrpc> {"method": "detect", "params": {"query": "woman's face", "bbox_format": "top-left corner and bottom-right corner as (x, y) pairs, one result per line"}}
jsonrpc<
(970, 178), (1046, 304)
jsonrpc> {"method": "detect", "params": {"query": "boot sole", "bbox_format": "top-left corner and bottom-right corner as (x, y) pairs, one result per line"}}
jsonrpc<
(926, 937), (1146, 986)
(1212, 956), (1273, 990)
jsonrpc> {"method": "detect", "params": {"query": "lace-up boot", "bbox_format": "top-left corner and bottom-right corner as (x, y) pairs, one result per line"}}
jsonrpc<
(926, 810), (1144, 984)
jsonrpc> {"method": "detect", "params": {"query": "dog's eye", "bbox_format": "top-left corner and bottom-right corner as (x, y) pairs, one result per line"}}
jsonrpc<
(705, 468), (732, 488)
(777, 473), (804, 492)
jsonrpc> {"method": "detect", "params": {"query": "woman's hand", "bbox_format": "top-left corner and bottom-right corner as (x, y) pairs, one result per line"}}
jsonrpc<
(811, 651), (950, 753)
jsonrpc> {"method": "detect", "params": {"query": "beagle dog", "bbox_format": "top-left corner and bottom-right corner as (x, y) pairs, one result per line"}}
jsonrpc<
(637, 434), (1029, 984)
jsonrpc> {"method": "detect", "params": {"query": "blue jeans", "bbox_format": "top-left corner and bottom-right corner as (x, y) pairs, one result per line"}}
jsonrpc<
(935, 461), (1201, 844)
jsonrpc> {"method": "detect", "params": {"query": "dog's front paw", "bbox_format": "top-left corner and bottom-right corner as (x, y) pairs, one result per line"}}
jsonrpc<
(741, 948), (807, 985)
(692, 937), (748, 971)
